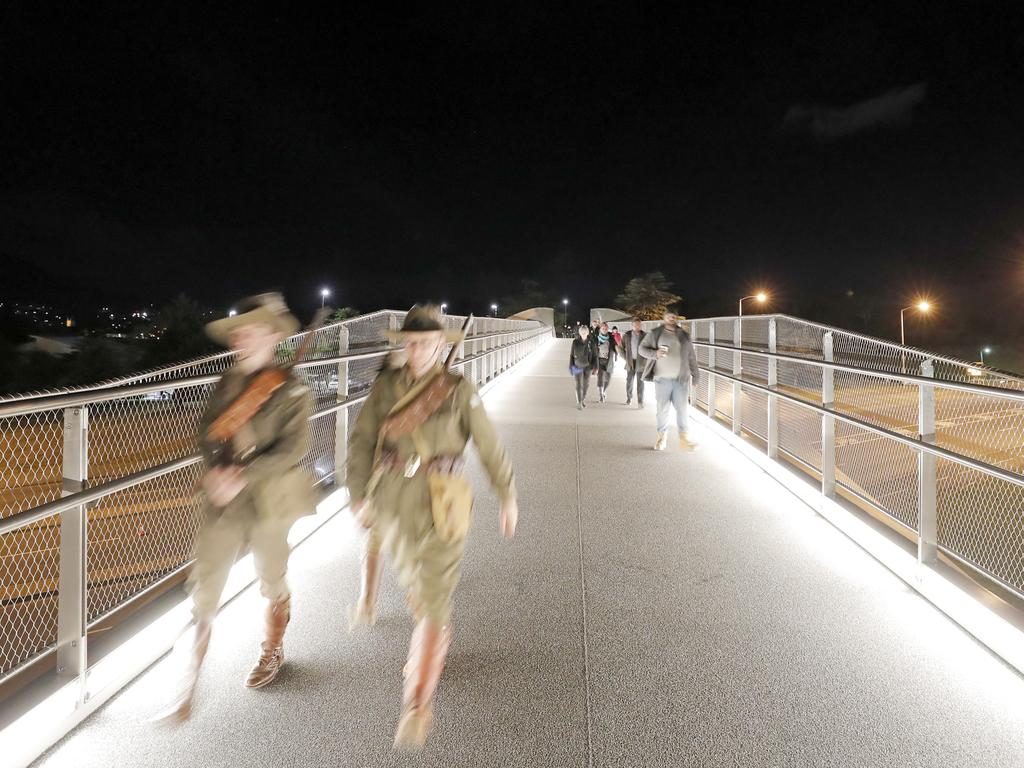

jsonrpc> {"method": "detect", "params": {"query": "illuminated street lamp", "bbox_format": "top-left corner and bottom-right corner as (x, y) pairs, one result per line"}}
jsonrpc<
(441, 303), (448, 314)
(562, 298), (569, 328)
(980, 346), (992, 365)
(320, 287), (331, 308)
(228, 309), (237, 317)
(900, 300), (931, 347)
(899, 300), (932, 374)
(738, 292), (768, 317)
(491, 303), (498, 317)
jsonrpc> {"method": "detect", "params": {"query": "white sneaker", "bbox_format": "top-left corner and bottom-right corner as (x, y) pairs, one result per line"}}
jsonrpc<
(679, 434), (698, 452)
(654, 433), (667, 451)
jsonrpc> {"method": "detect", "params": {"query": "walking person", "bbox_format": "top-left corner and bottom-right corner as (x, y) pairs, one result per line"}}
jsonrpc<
(611, 325), (623, 346)
(570, 324), (597, 410)
(347, 305), (519, 749)
(155, 293), (319, 722)
(639, 311), (701, 451)
(594, 321), (619, 402)
(621, 318), (647, 408)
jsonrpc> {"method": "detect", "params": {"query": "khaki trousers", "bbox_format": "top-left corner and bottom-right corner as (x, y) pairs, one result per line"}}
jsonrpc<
(188, 500), (293, 623)
(371, 474), (467, 626)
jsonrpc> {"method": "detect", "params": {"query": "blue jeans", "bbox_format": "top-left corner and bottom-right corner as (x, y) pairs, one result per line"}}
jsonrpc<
(654, 378), (691, 435)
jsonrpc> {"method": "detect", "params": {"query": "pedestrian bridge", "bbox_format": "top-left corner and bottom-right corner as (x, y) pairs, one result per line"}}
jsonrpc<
(3, 312), (1024, 766)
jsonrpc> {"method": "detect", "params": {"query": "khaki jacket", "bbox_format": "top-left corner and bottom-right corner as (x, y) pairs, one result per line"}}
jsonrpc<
(198, 367), (319, 521)
(347, 361), (516, 504)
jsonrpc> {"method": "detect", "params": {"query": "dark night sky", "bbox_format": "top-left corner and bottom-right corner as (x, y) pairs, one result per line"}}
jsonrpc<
(3, 3), (1024, 340)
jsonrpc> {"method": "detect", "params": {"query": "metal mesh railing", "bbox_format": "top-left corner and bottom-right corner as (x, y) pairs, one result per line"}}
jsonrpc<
(0, 517), (60, 677)
(0, 309), (550, 686)
(663, 312), (1024, 605)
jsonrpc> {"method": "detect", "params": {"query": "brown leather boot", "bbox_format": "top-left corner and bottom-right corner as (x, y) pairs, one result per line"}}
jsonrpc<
(394, 619), (451, 750)
(151, 620), (211, 724)
(347, 544), (383, 631)
(245, 597), (290, 689)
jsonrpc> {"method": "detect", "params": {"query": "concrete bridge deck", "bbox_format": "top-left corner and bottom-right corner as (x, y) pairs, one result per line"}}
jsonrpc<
(36, 340), (1024, 767)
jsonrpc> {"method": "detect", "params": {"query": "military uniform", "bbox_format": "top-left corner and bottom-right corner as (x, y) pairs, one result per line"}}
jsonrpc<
(155, 292), (316, 722)
(189, 366), (317, 621)
(348, 360), (515, 624)
(346, 307), (516, 748)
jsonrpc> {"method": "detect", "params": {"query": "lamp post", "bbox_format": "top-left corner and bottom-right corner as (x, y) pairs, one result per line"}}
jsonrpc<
(738, 292), (768, 317)
(320, 288), (331, 308)
(441, 303), (448, 315)
(228, 309), (237, 317)
(899, 300), (931, 373)
(491, 303), (498, 318)
(562, 298), (569, 329)
(980, 346), (991, 366)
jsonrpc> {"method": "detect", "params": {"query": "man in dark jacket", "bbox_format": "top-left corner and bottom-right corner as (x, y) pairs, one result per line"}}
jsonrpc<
(570, 325), (598, 409)
(620, 318), (647, 408)
(639, 312), (701, 451)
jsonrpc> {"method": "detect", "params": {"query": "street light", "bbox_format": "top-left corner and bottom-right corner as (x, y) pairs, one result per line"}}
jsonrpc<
(228, 309), (237, 317)
(562, 298), (569, 328)
(981, 346), (992, 365)
(738, 292), (768, 317)
(899, 300), (932, 373)
(491, 303), (498, 317)
(899, 300), (931, 347)
(441, 303), (448, 315)
(320, 288), (331, 308)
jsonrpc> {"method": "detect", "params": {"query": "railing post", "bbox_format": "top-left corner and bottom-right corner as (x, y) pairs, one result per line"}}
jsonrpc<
(918, 359), (938, 566)
(767, 318), (779, 459)
(706, 322), (716, 418)
(57, 406), (88, 695)
(732, 317), (742, 435)
(333, 326), (350, 487)
(821, 332), (836, 498)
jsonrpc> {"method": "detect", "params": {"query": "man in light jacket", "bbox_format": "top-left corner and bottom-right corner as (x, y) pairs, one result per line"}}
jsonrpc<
(639, 311), (700, 451)
(620, 318), (647, 408)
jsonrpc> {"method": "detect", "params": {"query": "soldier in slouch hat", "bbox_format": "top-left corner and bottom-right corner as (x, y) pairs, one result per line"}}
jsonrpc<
(347, 304), (519, 749)
(156, 292), (318, 722)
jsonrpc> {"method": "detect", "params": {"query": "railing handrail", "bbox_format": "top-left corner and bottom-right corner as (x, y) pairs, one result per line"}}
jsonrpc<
(692, 340), (1024, 402)
(0, 325), (543, 418)
(678, 313), (1024, 388)
(0, 309), (540, 405)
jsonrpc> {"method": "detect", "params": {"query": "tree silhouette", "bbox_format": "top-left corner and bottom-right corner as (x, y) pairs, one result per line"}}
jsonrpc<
(615, 272), (683, 319)
(146, 294), (216, 366)
(329, 306), (361, 323)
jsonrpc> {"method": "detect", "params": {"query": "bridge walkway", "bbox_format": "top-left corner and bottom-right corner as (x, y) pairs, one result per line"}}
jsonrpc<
(36, 339), (1024, 767)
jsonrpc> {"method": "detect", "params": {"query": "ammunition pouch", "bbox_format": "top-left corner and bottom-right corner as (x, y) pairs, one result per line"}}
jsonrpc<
(427, 471), (474, 544)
